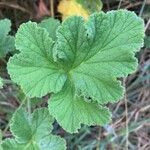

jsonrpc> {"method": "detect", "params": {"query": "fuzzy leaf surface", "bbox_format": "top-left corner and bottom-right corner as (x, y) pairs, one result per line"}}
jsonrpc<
(0, 19), (15, 58)
(49, 80), (111, 133)
(10, 108), (54, 143)
(2, 108), (66, 150)
(2, 136), (66, 150)
(8, 22), (66, 97)
(38, 18), (60, 41)
(55, 10), (144, 103)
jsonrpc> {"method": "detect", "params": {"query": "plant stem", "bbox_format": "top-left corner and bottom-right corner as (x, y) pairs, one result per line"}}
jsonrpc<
(123, 78), (129, 150)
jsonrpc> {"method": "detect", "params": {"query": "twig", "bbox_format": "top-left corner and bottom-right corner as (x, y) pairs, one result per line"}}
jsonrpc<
(50, 0), (54, 17)
(0, 102), (15, 108)
(139, 0), (147, 17)
(0, 2), (30, 14)
(118, 0), (123, 9)
(125, 2), (142, 9)
(145, 19), (150, 32)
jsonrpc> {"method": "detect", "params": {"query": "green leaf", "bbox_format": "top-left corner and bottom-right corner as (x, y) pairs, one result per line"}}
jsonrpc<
(55, 10), (144, 103)
(2, 139), (25, 150)
(38, 135), (66, 150)
(10, 108), (54, 143)
(38, 18), (60, 41)
(0, 77), (3, 89)
(49, 80), (111, 133)
(2, 108), (66, 150)
(2, 136), (66, 150)
(8, 22), (67, 97)
(0, 19), (15, 58)
(76, 0), (103, 13)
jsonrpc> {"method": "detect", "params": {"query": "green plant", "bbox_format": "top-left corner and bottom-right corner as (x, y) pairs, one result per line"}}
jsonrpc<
(0, 19), (15, 58)
(0, 10), (144, 149)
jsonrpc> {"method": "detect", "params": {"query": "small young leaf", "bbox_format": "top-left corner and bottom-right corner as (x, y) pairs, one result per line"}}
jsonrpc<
(49, 80), (111, 133)
(0, 19), (15, 58)
(10, 108), (54, 143)
(2, 108), (66, 150)
(38, 18), (60, 41)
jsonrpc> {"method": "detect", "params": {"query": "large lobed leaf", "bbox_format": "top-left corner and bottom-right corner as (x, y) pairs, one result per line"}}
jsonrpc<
(0, 19), (15, 58)
(48, 80), (111, 133)
(2, 108), (66, 150)
(8, 22), (67, 97)
(8, 10), (145, 133)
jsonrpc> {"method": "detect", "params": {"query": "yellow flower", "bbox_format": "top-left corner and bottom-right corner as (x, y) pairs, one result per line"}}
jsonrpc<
(58, 0), (89, 20)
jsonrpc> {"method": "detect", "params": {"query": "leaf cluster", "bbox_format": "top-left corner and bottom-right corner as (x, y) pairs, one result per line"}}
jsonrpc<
(7, 10), (144, 133)
(0, 10), (145, 150)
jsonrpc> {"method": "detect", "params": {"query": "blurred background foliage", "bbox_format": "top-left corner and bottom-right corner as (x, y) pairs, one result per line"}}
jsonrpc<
(0, 0), (150, 150)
